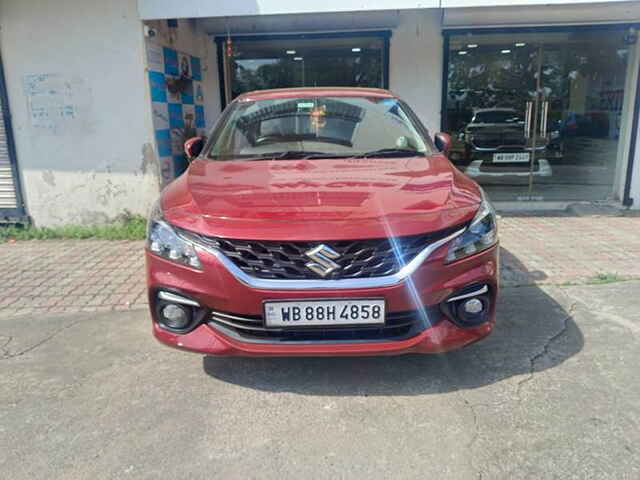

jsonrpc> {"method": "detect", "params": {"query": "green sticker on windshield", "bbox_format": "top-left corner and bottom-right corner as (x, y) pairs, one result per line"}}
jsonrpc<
(297, 102), (314, 109)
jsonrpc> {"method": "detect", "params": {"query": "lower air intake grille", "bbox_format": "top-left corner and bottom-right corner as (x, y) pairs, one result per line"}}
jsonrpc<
(208, 307), (442, 344)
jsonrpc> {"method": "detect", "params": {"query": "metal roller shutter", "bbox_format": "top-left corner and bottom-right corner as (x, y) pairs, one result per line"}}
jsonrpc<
(0, 104), (18, 210)
(0, 53), (25, 220)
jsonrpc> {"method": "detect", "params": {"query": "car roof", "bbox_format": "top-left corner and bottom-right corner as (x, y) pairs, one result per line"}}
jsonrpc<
(236, 87), (397, 102)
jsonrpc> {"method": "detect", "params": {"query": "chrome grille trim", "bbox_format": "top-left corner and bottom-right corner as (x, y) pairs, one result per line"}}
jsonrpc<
(446, 285), (489, 303)
(158, 291), (200, 307)
(212, 310), (262, 323)
(186, 228), (465, 290)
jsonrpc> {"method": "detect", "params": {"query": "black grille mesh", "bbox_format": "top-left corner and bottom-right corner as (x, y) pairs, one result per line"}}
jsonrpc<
(472, 130), (528, 149)
(182, 224), (465, 280)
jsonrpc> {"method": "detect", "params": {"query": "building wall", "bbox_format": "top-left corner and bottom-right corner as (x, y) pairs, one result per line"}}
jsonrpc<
(442, 1), (640, 27)
(0, 0), (159, 226)
(389, 10), (444, 135)
(137, 0), (632, 20)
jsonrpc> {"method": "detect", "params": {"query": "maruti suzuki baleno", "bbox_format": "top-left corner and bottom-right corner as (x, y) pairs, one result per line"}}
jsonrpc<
(146, 87), (499, 356)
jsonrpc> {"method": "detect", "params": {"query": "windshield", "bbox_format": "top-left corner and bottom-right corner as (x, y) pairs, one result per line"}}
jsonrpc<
(206, 96), (433, 160)
(472, 110), (522, 124)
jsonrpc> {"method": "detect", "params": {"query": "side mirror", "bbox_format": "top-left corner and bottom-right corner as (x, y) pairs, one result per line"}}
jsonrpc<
(434, 132), (452, 155)
(184, 137), (204, 160)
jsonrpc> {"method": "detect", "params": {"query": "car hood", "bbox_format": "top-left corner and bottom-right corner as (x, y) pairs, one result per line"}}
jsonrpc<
(162, 155), (481, 241)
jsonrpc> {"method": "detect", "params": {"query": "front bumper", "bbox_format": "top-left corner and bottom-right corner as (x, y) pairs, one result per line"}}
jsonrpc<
(146, 243), (499, 356)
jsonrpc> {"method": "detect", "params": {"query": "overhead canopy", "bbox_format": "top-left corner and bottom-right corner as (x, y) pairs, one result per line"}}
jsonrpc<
(137, 0), (632, 21)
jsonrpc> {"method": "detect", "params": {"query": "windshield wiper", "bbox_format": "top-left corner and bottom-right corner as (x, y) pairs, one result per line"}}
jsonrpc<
(250, 151), (355, 160)
(254, 151), (327, 160)
(354, 148), (425, 158)
(243, 149), (424, 161)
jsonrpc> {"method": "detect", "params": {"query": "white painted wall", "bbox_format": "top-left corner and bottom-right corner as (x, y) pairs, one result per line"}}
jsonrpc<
(138, 0), (631, 20)
(0, 0), (160, 226)
(389, 10), (444, 135)
(441, 0), (633, 7)
(138, 0), (438, 20)
(443, 1), (640, 27)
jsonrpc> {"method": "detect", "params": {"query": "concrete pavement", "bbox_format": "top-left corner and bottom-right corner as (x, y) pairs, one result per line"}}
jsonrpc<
(1, 281), (639, 479)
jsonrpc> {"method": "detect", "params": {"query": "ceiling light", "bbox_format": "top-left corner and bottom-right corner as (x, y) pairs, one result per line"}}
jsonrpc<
(293, 56), (303, 61)
(515, 42), (526, 47)
(351, 47), (361, 52)
(467, 44), (478, 48)
(501, 49), (511, 54)
(458, 51), (468, 55)
(286, 50), (296, 55)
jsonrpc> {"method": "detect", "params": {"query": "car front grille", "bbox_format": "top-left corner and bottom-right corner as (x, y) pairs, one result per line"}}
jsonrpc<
(182, 224), (466, 280)
(208, 307), (442, 343)
(472, 131), (527, 149)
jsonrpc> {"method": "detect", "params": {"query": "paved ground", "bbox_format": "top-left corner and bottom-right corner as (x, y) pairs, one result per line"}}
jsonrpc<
(0, 240), (147, 316)
(1, 281), (639, 479)
(1, 214), (639, 317)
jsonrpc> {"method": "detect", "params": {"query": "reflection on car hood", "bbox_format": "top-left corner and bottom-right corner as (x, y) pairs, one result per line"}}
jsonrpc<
(161, 156), (481, 241)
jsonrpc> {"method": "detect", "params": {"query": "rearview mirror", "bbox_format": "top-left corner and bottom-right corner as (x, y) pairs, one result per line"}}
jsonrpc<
(434, 132), (452, 155)
(184, 137), (204, 160)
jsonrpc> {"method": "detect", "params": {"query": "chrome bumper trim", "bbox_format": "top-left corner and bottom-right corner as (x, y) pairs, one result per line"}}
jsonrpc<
(471, 145), (547, 152)
(193, 228), (466, 290)
(446, 285), (489, 303)
(158, 291), (200, 307)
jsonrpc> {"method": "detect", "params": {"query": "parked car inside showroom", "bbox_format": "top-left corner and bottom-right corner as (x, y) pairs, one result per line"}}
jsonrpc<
(461, 107), (562, 179)
(146, 87), (499, 356)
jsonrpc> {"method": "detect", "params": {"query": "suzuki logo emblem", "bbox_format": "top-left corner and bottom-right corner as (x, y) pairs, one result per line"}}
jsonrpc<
(304, 244), (341, 278)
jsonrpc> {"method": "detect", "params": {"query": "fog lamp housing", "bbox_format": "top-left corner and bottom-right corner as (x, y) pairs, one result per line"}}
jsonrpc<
(440, 284), (491, 328)
(153, 290), (206, 333)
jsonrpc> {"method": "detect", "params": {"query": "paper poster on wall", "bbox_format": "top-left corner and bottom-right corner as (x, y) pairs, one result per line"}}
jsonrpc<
(23, 74), (91, 135)
(146, 43), (164, 72)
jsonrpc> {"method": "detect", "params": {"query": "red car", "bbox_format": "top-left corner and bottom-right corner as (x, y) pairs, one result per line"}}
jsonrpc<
(146, 87), (499, 356)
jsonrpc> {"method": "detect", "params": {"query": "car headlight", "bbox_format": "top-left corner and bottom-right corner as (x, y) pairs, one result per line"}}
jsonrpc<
(550, 130), (561, 140)
(445, 190), (498, 263)
(147, 201), (202, 269)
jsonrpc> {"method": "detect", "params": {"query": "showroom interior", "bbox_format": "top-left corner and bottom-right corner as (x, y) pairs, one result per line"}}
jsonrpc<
(141, 4), (640, 206)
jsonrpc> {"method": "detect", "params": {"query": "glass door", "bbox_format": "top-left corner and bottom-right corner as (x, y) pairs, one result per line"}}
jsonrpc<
(445, 29), (633, 203)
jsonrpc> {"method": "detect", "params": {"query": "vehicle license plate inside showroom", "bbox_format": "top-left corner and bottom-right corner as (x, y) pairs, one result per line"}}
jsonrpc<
(264, 299), (386, 327)
(493, 152), (530, 163)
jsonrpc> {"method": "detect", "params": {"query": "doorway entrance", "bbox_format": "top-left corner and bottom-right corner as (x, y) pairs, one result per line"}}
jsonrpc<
(444, 27), (635, 202)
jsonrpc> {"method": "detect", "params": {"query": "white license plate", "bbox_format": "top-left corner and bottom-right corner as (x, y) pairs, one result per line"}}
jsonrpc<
(493, 152), (530, 163)
(264, 299), (385, 327)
